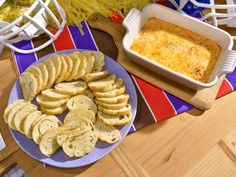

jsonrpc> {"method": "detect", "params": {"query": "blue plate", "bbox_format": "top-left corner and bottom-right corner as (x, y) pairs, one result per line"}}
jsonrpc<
(8, 49), (137, 168)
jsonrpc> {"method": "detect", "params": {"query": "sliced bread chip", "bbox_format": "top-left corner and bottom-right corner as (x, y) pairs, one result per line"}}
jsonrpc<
(93, 85), (125, 98)
(41, 89), (70, 100)
(55, 55), (68, 83)
(27, 65), (44, 93)
(82, 70), (109, 82)
(43, 59), (56, 89)
(39, 128), (60, 157)
(59, 118), (94, 146)
(63, 54), (74, 81)
(66, 53), (81, 81)
(74, 54), (87, 80)
(95, 100), (128, 110)
(7, 102), (32, 129)
(19, 72), (38, 101)
(92, 51), (105, 72)
(66, 95), (97, 114)
(83, 89), (94, 100)
(36, 94), (68, 109)
(88, 75), (116, 91)
(62, 117), (94, 131)
(97, 111), (132, 126)
(95, 119), (121, 144)
(62, 130), (97, 157)
(95, 94), (129, 104)
(13, 105), (38, 133)
(4, 99), (27, 123)
(36, 63), (49, 90)
(64, 108), (96, 124)
(57, 126), (90, 146)
(50, 54), (62, 81)
(55, 81), (87, 95)
(38, 116), (62, 136)
(102, 78), (123, 92)
(23, 111), (42, 138)
(98, 104), (131, 116)
(81, 51), (96, 73)
(41, 104), (67, 115)
(32, 115), (62, 144)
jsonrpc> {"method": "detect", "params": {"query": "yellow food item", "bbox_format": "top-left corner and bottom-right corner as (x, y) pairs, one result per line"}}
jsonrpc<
(0, 0), (151, 28)
(50, 0), (151, 26)
(12, 0), (34, 6)
(0, 2), (28, 25)
(131, 17), (221, 83)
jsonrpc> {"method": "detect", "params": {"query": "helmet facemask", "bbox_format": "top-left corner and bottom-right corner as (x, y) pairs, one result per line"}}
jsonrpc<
(169, 0), (236, 39)
(0, 0), (66, 54)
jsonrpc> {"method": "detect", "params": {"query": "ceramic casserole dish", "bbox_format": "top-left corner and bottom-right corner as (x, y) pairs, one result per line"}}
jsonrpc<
(122, 3), (236, 90)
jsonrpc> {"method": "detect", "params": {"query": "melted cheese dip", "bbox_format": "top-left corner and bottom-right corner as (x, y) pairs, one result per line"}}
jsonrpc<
(130, 17), (221, 83)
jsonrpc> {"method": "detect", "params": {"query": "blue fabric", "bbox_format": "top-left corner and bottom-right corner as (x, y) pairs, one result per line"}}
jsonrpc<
(168, 0), (208, 17)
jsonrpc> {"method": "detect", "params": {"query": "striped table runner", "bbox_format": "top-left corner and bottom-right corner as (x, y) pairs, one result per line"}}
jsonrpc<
(12, 12), (236, 134)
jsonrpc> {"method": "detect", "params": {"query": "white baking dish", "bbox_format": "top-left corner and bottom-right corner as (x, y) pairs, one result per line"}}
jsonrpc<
(122, 3), (236, 90)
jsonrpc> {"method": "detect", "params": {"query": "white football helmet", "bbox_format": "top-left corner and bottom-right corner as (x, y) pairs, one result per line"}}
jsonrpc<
(0, 0), (66, 54)
(168, 0), (236, 39)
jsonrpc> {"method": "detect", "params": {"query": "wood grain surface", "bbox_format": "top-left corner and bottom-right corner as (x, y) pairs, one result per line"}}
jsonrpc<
(1, 18), (236, 177)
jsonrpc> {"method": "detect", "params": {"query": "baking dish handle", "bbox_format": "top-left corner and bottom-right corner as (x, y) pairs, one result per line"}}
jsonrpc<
(218, 50), (236, 76)
(122, 8), (141, 31)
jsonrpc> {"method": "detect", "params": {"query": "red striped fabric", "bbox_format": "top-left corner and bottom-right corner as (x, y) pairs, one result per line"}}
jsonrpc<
(216, 79), (233, 98)
(52, 27), (75, 51)
(134, 76), (176, 122)
(155, 0), (170, 7)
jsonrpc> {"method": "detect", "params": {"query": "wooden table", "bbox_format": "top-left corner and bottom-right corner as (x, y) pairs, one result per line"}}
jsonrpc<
(1, 29), (236, 177)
